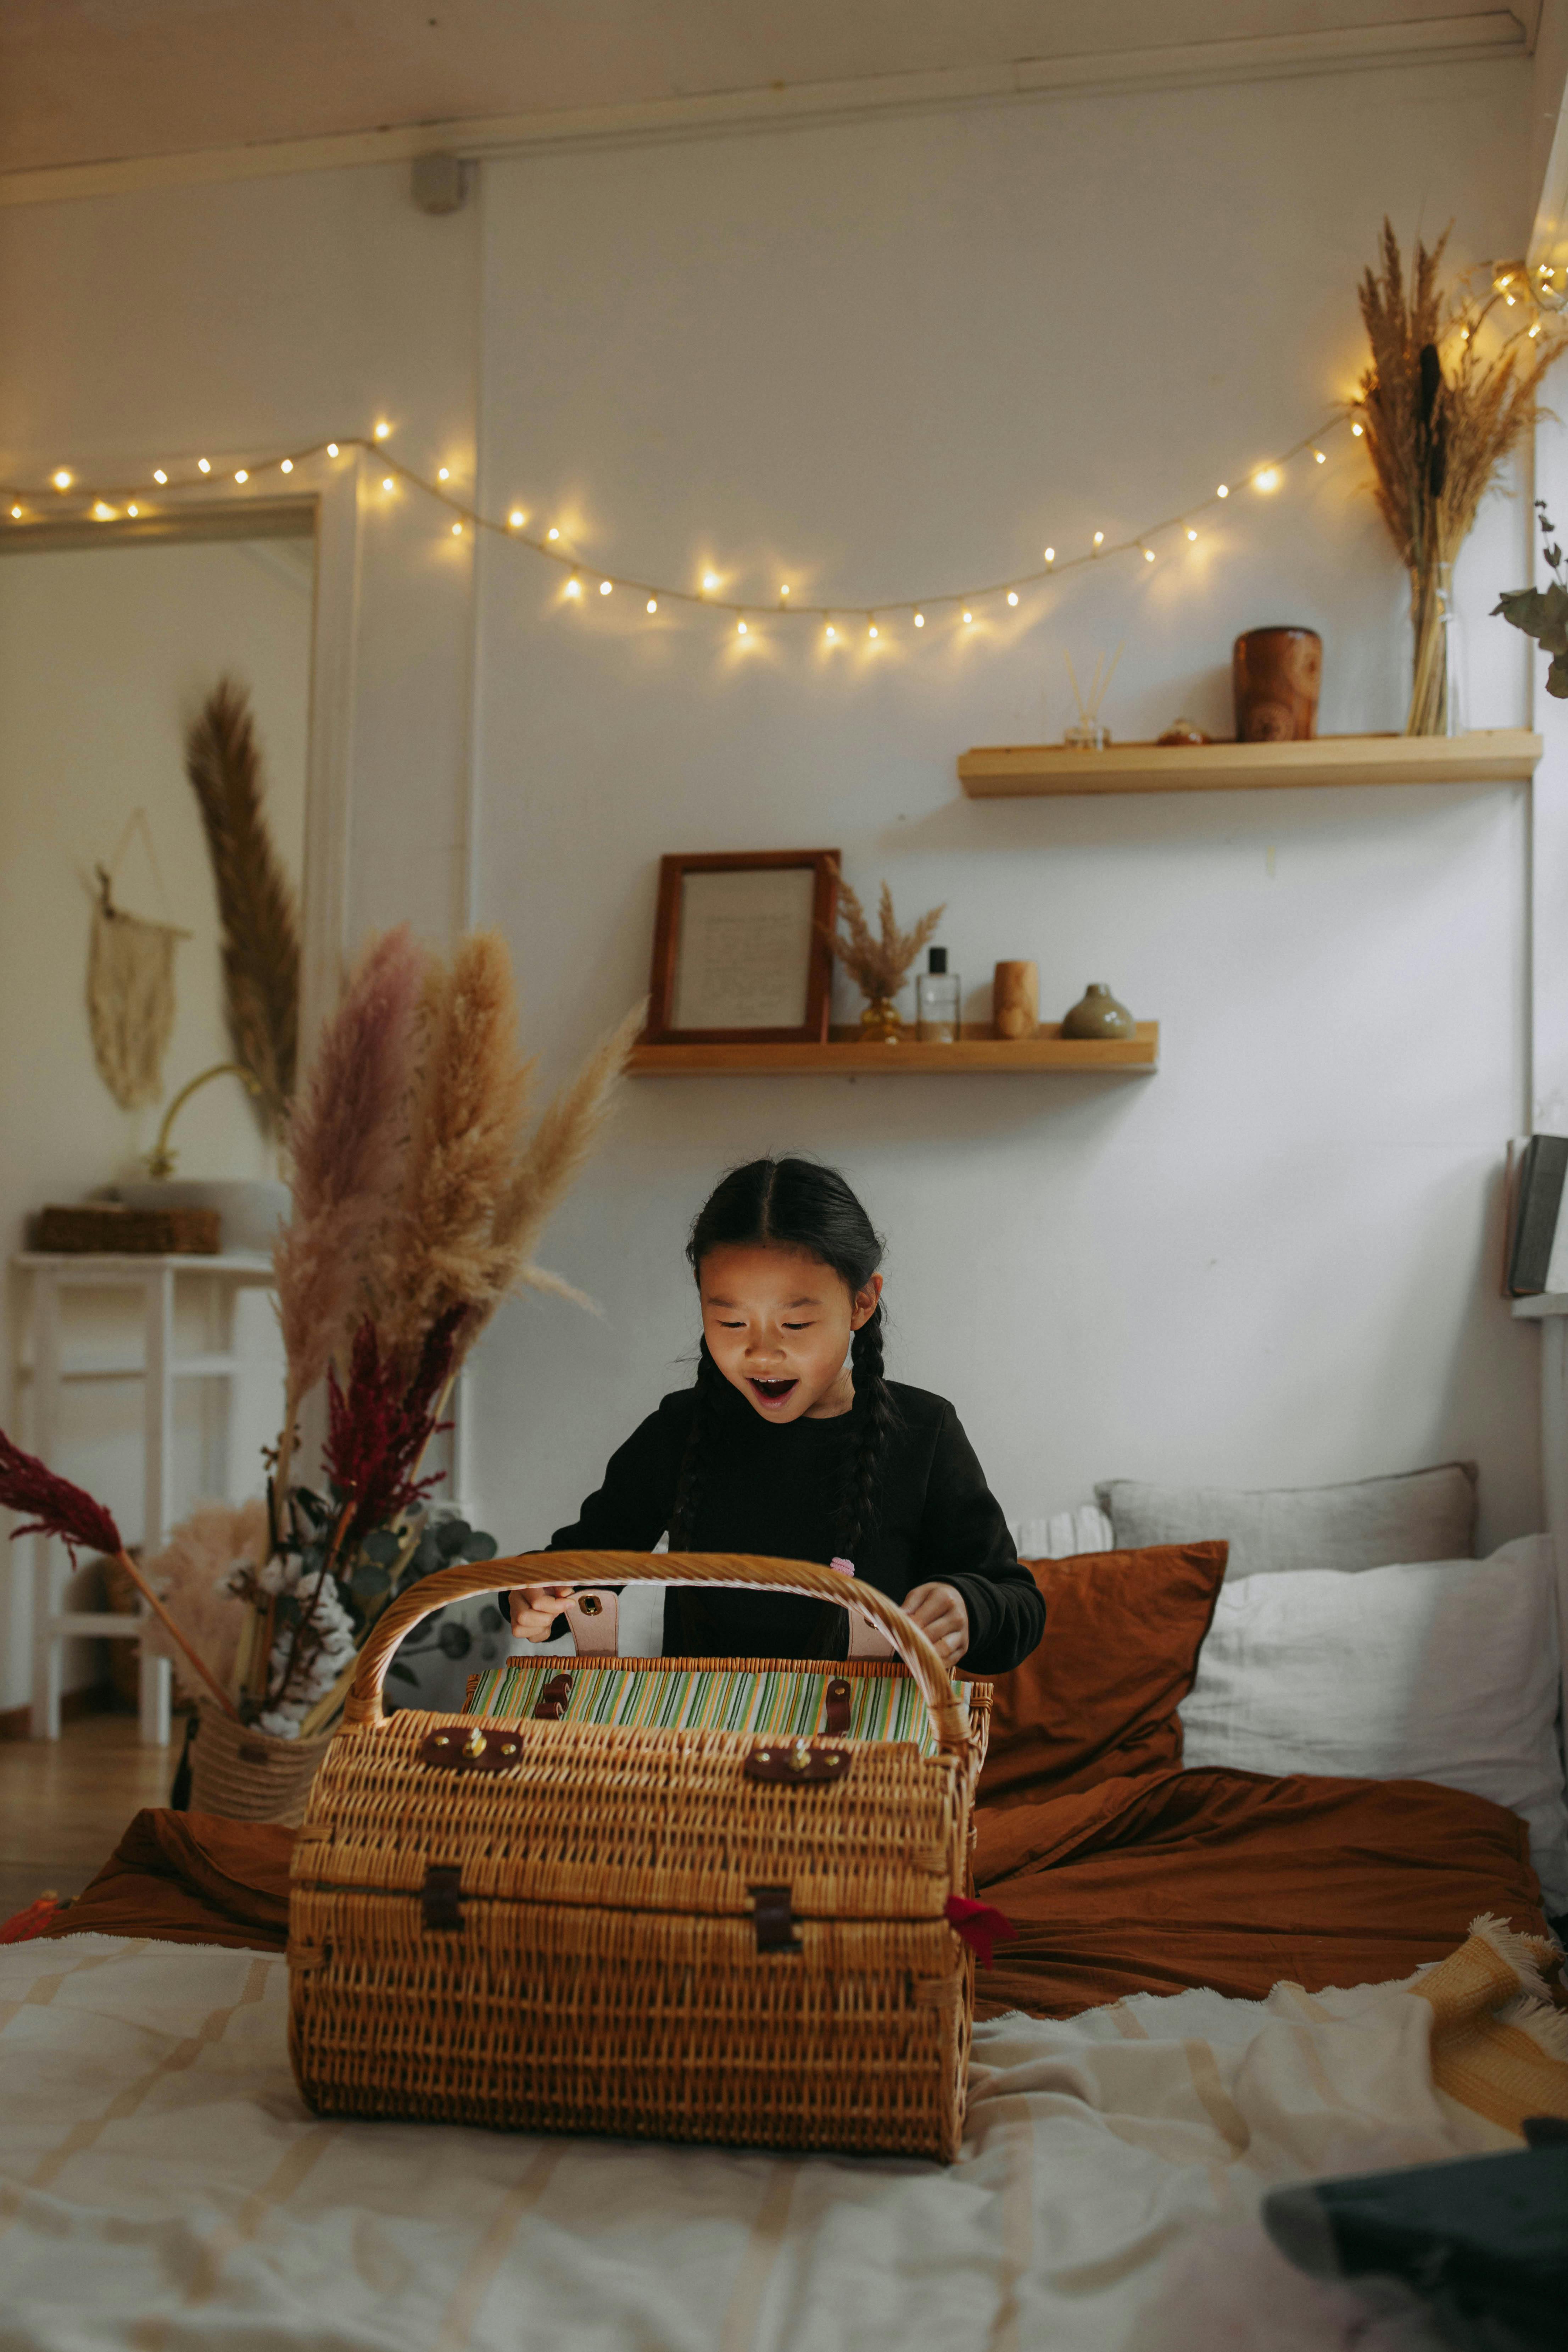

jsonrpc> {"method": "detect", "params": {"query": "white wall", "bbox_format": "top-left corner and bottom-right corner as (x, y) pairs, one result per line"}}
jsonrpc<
(0, 534), (310, 1696)
(470, 61), (1542, 1555)
(0, 49), (1546, 1714)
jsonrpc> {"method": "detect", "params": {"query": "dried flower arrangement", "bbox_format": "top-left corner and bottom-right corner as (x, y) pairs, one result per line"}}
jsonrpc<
(1355, 223), (1567, 735)
(824, 880), (945, 1043)
(4, 927), (640, 1759)
(184, 679), (300, 1137)
(1493, 498), (1568, 696)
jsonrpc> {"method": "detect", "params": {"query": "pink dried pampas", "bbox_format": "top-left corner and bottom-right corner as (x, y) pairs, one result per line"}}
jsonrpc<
(272, 924), (429, 1490)
(140, 1500), (268, 1698)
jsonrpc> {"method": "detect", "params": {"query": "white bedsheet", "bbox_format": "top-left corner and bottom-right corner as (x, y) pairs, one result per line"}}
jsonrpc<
(0, 1934), (1501, 2352)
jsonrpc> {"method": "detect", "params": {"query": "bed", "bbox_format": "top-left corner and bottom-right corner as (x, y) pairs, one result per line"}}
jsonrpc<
(5, 1503), (1567, 2349)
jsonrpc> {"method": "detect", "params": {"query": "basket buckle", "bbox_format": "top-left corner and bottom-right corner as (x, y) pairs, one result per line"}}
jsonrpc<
(420, 1727), (524, 1772)
(744, 1741), (851, 1785)
(748, 1884), (800, 1955)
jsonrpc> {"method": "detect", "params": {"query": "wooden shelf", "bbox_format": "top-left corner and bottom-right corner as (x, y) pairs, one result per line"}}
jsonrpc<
(628, 1021), (1159, 1076)
(958, 730), (1543, 798)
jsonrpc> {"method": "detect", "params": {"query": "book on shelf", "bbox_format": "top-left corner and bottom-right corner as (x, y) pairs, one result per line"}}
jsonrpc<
(1503, 1135), (1568, 1296)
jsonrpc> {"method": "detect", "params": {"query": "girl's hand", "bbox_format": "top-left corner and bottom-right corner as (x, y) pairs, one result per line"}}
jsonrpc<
(509, 1583), (575, 1641)
(901, 1581), (969, 1663)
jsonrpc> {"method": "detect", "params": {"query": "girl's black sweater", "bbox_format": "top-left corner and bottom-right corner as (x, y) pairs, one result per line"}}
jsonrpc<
(537, 1377), (1044, 1675)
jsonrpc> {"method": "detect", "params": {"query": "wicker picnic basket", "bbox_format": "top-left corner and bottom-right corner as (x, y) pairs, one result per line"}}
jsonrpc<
(288, 1551), (993, 2161)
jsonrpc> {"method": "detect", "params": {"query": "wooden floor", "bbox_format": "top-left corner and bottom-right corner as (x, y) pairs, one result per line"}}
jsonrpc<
(0, 1711), (177, 1920)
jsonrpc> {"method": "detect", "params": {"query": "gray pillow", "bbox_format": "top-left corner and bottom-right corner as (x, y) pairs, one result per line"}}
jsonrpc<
(1094, 1463), (1477, 1580)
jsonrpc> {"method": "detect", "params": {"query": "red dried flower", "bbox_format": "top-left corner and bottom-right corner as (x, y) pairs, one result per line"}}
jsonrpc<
(0, 1430), (122, 1561)
(323, 1308), (462, 1546)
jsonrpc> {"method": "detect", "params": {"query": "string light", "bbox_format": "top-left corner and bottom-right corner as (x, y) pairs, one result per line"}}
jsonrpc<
(127, 503), (138, 517)
(737, 619), (748, 635)
(5, 409), (1352, 637)
(374, 422), (391, 440)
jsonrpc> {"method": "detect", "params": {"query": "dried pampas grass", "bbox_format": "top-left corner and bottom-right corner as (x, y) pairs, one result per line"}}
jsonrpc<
(184, 679), (301, 1131)
(141, 1499), (268, 1699)
(371, 931), (533, 1374)
(272, 924), (430, 1490)
(825, 880), (944, 1008)
(1356, 223), (1568, 732)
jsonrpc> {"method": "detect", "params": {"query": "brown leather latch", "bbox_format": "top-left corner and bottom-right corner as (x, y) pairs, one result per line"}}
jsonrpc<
(421, 1863), (462, 1930)
(822, 1677), (852, 1736)
(744, 1741), (852, 1785)
(749, 1884), (800, 1955)
(532, 1672), (574, 1721)
(419, 1725), (524, 1772)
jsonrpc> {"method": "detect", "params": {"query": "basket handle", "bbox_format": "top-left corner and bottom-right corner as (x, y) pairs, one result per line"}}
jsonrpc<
(342, 1550), (972, 1759)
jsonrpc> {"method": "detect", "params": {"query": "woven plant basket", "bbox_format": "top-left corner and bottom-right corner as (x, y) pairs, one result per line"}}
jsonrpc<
(290, 1551), (993, 2161)
(189, 1701), (333, 1827)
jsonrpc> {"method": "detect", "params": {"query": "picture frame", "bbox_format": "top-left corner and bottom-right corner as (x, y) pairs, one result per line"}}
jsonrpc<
(646, 849), (841, 1045)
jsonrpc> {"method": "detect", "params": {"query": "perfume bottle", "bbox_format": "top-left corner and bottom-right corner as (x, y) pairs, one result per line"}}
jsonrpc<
(916, 947), (961, 1042)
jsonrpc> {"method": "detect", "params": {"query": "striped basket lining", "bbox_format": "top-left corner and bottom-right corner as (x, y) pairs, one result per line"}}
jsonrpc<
(466, 1657), (966, 1756)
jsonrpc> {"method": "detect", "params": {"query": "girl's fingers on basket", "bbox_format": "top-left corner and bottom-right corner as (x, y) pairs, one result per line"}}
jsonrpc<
(902, 1582), (970, 1659)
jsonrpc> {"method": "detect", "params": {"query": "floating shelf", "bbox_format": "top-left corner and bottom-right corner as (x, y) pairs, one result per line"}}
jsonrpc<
(957, 730), (1543, 798)
(628, 1021), (1159, 1076)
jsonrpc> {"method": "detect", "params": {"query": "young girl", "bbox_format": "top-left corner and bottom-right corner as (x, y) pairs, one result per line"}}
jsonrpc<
(509, 1157), (1045, 1674)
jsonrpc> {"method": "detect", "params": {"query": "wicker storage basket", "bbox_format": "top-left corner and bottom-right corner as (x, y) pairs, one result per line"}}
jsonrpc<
(189, 1701), (333, 1827)
(35, 1203), (221, 1254)
(289, 1551), (992, 2161)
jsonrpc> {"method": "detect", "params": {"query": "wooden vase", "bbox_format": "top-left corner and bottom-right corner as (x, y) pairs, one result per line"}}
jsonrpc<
(1233, 627), (1321, 742)
(992, 961), (1039, 1041)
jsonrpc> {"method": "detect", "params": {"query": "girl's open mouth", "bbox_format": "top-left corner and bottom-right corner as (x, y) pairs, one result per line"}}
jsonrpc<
(748, 1377), (799, 1409)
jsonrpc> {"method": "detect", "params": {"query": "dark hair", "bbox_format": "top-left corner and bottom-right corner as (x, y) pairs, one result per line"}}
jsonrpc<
(668, 1158), (896, 1565)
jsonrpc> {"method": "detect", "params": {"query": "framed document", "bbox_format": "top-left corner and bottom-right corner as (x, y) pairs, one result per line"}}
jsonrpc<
(646, 850), (840, 1045)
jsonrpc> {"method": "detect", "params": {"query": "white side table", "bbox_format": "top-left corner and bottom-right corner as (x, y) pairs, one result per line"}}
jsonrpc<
(15, 1251), (278, 1744)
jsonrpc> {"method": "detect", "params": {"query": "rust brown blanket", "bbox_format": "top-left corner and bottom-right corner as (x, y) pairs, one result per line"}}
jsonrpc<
(973, 1764), (1550, 2017)
(41, 1769), (1548, 2019)
(39, 1808), (291, 1951)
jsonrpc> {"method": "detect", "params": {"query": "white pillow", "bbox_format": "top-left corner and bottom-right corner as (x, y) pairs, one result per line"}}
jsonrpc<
(1178, 1537), (1568, 1911)
(1097, 1462), (1477, 1578)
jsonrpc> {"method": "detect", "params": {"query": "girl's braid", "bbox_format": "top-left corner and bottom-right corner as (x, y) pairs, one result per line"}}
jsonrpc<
(838, 1304), (898, 1564)
(666, 1339), (725, 1546)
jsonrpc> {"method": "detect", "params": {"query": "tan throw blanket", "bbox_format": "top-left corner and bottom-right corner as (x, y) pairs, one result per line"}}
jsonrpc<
(0, 1916), (1562, 2350)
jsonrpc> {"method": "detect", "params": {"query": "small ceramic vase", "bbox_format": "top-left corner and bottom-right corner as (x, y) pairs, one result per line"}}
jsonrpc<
(859, 996), (902, 1044)
(1232, 627), (1321, 742)
(1157, 717), (1210, 746)
(1062, 983), (1135, 1040)
(992, 961), (1039, 1041)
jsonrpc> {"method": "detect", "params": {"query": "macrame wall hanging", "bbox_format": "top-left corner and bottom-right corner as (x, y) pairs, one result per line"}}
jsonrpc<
(86, 810), (189, 1110)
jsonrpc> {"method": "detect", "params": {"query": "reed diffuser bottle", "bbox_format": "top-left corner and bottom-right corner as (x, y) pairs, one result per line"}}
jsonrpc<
(916, 947), (961, 1042)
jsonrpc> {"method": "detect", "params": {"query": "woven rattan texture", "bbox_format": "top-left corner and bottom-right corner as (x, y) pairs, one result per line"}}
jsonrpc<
(189, 1701), (333, 1827)
(292, 1558), (991, 2159)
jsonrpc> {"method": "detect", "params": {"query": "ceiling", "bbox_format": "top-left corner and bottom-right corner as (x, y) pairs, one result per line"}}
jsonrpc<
(0, 1), (1536, 179)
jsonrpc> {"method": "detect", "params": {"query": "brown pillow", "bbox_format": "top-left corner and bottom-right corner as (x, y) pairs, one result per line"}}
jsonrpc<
(977, 1542), (1228, 1806)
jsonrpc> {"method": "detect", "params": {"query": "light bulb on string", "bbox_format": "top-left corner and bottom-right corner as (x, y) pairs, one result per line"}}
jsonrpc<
(508, 510), (524, 527)
(780, 584), (791, 599)
(825, 624), (836, 641)
(547, 527), (559, 541)
(737, 620), (748, 636)
(702, 573), (719, 592)
(280, 459), (293, 474)
(197, 459), (211, 474)
(383, 477), (395, 491)
(127, 503), (139, 517)
(327, 444), (339, 458)
(153, 469), (168, 484)
(1006, 591), (1019, 606)
(1044, 547), (1055, 563)
(10, 505), (21, 520)
(1186, 527), (1198, 541)
(1092, 531), (1104, 548)
(451, 522), (462, 536)
(374, 422), (391, 440)
(1350, 422), (1363, 437)
(646, 598), (657, 613)
(600, 580), (613, 595)
(52, 470), (71, 490)
(1253, 468), (1280, 491)
(566, 575), (582, 597)
(1143, 547), (1155, 562)
(1313, 449), (1326, 463)
(963, 610), (973, 624)
(234, 469), (248, 484)
(868, 623), (878, 639)
(93, 502), (113, 520)
(437, 468), (450, 481)
(914, 612), (925, 627)
(1217, 483), (1229, 497)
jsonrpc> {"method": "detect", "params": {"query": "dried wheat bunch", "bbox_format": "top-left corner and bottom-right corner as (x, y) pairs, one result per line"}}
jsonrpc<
(1356, 222), (1567, 731)
(826, 880), (945, 1004)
